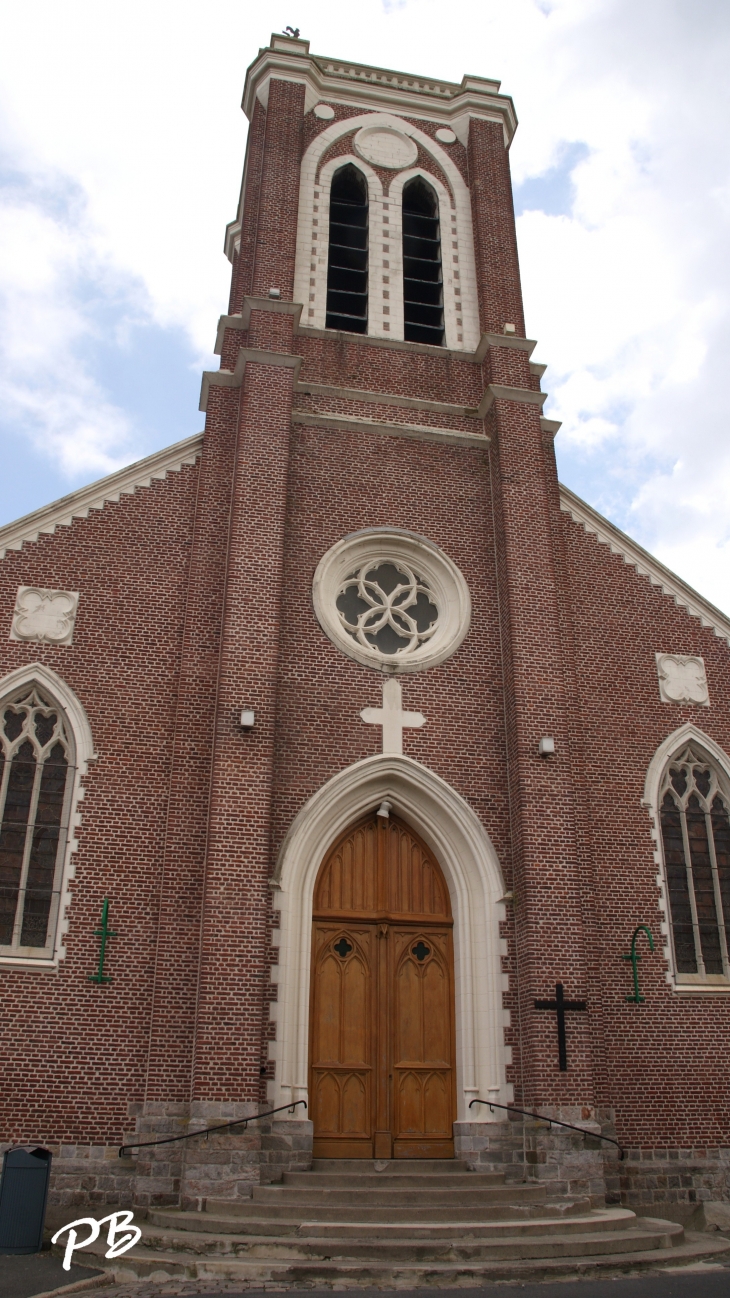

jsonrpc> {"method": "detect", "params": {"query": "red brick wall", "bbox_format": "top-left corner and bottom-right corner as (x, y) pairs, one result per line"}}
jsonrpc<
(0, 465), (199, 1142)
(561, 513), (730, 1146)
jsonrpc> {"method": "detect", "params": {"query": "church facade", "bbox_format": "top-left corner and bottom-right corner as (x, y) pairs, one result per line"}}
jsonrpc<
(1, 33), (729, 1217)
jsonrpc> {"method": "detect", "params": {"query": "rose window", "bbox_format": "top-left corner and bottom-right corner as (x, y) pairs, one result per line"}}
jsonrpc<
(313, 528), (471, 674)
(336, 562), (439, 658)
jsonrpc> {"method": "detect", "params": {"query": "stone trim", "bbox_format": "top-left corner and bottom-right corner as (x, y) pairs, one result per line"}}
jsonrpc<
(295, 380), (477, 419)
(296, 322), (485, 360)
(642, 722), (730, 993)
(200, 349), (303, 413)
(242, 40), (517, 145)
(214, 299), (304, 351)
(269, 753), (511, 1122)
(474, 332), (538, 361)
(0, 663), (96, 970)
(560, 485), (730, 646)
(477, 384), (549, 418)
(291, 409), (489, 448)
(293, 113), (480, 351)
(0, 434), (203, 561)
(312, 527), (471, 675)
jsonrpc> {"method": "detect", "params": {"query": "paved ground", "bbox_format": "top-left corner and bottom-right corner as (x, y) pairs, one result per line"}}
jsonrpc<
(0, 1251), (102, 1298)
(70, 1276), (730, 1298)
(9, 1269), (730, 1298)
(3, 1259), (730, 1298)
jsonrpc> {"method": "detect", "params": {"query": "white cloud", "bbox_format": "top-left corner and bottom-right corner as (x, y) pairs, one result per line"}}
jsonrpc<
(0, 0), (728, 611)
(0, 180), (138, 476)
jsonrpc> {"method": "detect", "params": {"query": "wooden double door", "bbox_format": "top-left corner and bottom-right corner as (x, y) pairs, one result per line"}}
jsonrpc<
(309, 811), (456, 1159)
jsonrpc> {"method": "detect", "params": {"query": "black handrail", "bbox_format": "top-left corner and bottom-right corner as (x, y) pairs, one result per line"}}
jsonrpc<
(119, 1100), (307, 1157)
(469, 1098), (624, 1159)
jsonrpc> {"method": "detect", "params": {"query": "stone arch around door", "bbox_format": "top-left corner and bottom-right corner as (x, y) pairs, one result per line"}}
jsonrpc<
(269, 755), (512, 1130)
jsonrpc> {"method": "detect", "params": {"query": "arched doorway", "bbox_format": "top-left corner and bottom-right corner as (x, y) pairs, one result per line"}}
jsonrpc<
(309, 809), (456, 1159)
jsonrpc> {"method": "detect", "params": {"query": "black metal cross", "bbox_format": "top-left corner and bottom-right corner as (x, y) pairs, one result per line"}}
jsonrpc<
(534, 983), (587, 1071)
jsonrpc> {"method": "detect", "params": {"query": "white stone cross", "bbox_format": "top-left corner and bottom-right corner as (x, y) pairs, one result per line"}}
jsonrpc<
(360, 677), (426, 755)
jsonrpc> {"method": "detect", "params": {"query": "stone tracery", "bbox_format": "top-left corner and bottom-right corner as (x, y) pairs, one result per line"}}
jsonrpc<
(0, 688), (71, 953)
(336, 560), (439, 658)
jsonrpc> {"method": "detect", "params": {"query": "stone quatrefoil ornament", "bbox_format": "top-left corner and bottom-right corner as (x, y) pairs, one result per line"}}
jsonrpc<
(11, 587), (80, 645)
(336, 561), (439, 659)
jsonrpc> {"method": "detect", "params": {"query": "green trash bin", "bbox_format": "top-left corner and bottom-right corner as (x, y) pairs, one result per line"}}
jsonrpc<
(0, 1147), (53, 1254)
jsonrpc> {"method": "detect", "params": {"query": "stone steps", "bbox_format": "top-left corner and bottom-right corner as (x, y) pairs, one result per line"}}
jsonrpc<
(249, 1184), (547, 1207)
(147, 1205), (634, 1241)
(283, 1169), (504, 1188)
(310, 1157), (477, 1173)
(62, 1156), (730, 1285)
(81, 1233), (730, 1287)
(203, 1199), (554, 1224)
(137, 1217), (683, 1261)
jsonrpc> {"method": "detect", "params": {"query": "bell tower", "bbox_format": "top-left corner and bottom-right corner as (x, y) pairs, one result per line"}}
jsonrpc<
(141, 31), (594, 1202)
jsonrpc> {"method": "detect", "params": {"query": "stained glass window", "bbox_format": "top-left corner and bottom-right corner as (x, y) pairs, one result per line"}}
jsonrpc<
(660, 746), (730, 979)
(0, 689), (71, 954)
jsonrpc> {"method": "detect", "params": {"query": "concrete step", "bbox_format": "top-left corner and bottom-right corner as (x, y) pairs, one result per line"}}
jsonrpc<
(283, 1169), (505, 1188)
(311, 1157), (468, 1174)
(147, 1205), (632, 1242)
(204, 1199), (554, 1225)
(135, 1218), (685, 1263)
(299, 1207), (637, 1239)
(250, 1184), (546, 1207)
(82, 1230), (730, 1286)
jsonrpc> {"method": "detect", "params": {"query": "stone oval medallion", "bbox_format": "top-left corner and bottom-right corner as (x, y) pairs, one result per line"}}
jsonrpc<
(354, 125), (418, 170)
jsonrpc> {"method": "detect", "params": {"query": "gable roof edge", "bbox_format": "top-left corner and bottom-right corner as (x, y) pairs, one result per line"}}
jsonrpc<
(0, 433), (204, 561)
(559, 483), (730, 647)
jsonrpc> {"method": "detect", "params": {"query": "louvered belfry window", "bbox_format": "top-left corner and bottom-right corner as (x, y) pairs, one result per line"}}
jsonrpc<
(325, 165), (369, 334)
(402, 177), (444, 346)
(660, 746), (730, 979)
(0, 689), (72, 954)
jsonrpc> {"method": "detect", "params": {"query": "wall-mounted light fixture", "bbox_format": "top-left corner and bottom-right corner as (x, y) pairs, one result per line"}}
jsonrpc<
(240, 709), (255, 730)
(538, 736), (555, 756)
(268, 287), (281, 299)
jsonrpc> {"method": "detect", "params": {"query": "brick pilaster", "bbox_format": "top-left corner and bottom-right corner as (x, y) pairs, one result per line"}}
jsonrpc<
(487, 389), (592, 1108)
(468, 118), (526, 336)
(143, 393), (238, 1106)
(191, 349), (298, 1103)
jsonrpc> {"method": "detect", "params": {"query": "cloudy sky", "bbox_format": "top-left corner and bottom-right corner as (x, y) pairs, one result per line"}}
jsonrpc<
(1, 0), (728, 612)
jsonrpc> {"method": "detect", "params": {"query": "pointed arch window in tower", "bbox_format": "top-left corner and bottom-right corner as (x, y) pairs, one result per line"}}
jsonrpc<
(325, 165), (369, 334)
(660, 746), (730, 980)
(402, 177), (444, 346)
(0, 689), (72, 954)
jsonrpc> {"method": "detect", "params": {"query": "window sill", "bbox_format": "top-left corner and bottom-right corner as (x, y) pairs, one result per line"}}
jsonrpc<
(673, 979), (730, 994)
(0, 954), (58, 972)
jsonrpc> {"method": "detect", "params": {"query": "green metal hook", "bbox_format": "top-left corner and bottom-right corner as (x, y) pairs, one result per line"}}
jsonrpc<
(622, 924), (655, 1003)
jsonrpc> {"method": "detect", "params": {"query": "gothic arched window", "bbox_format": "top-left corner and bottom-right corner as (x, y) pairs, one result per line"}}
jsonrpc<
(0, 687), (73, 957)
(325, 165), (369, 334)
(659, 745), (730, 982)
(402, 177), (444, 346)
